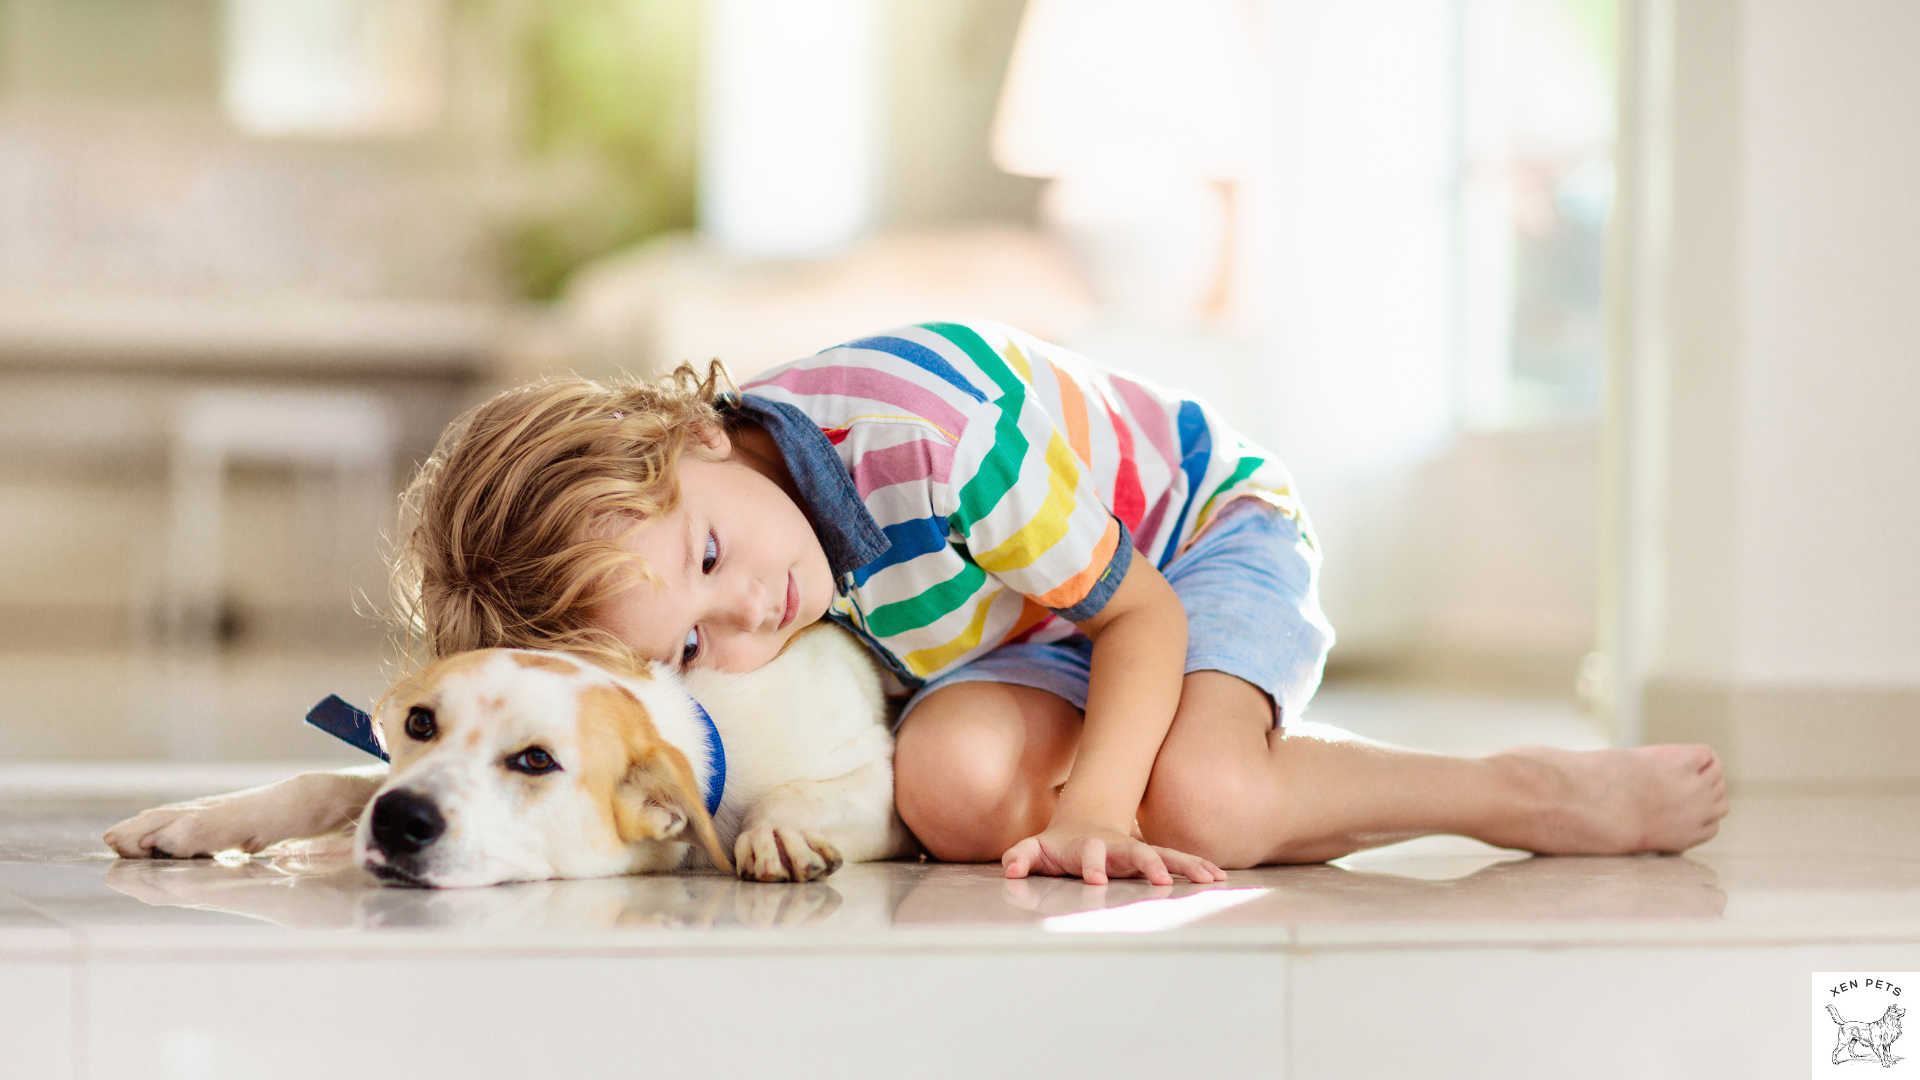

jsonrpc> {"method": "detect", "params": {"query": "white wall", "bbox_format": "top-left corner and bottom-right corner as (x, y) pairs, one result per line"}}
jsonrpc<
(1644, 0), (1920, 691)
(1734, 0), (1920, 685)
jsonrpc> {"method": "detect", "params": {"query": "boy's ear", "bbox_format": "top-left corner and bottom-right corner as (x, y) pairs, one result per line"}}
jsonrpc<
(692, 421), (731, 457)
(613, 749), (732, 874)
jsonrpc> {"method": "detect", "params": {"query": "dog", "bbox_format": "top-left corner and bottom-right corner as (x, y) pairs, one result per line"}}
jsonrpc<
(1829, 1003), (1905, 1067)
(105, 623), (913, 887)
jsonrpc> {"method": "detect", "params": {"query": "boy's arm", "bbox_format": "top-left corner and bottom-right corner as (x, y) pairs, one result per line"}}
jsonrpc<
(999, 557), (1225, 886)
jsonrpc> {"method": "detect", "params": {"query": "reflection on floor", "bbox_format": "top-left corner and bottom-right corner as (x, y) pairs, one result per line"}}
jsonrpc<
(1, 686), (1916, 1079)
(60, 832), (1730, 934)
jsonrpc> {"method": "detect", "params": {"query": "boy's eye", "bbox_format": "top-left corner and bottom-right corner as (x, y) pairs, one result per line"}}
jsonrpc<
(680, 627), (700, 666)
(702, 531), (718, 574)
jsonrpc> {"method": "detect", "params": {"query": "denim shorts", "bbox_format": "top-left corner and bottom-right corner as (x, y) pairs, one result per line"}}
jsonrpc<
(901, 497), (1336, 727)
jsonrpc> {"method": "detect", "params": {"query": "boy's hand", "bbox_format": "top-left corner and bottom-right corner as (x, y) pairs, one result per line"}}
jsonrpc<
(1001, 820), (1225, 886)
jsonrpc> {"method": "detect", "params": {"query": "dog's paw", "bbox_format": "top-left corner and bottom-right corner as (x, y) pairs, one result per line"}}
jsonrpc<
(103, 802), (260, 859)
(733, 826), (843, 883)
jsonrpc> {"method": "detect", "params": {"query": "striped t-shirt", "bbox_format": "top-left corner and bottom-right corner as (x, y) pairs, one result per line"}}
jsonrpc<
(736, 320), (1304, 686)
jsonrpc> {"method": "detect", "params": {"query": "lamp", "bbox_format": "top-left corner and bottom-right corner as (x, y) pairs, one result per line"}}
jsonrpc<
(991, 0), (1257, 326)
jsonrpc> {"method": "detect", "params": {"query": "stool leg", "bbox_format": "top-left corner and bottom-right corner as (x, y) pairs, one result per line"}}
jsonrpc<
(333, 451), (393, 637)
(165, 442), (224, 652)
(163, 440), (224, 758)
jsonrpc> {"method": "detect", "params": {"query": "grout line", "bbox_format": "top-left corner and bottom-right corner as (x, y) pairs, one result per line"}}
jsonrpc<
(1283, 947), (1294, 1080)
(71, 929), (87, 1080)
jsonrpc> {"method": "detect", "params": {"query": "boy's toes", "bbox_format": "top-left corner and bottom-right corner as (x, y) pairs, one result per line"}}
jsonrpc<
(1657, 743), (1715, 774)
(1694, 745), (1721, 775)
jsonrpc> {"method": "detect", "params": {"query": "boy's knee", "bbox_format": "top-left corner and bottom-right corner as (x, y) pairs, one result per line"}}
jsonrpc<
(894, 705), (1026, 863)
(1139, 753), (1274, 869)
(895, 682), (1079, 863)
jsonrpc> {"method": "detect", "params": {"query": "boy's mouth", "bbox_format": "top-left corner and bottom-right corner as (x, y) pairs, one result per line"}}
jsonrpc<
(778, 572), (797, 630)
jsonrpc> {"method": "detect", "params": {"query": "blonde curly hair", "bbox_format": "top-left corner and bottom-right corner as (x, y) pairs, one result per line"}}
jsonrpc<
(389, 360), (735, 674)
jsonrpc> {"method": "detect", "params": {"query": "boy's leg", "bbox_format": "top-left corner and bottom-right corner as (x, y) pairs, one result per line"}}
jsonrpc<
(893, 670), (1730, 869)
(1138, 671), (1730, 866)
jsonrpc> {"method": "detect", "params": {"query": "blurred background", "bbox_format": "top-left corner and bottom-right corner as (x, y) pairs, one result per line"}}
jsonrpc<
(0, 0), (1912, 793)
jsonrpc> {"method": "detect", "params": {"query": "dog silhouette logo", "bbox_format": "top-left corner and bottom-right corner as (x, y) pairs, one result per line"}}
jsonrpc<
(1829, 1003), (1906, 1068)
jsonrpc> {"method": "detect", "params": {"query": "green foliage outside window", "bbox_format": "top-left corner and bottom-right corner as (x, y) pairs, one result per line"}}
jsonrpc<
(506, 0), (698, 300)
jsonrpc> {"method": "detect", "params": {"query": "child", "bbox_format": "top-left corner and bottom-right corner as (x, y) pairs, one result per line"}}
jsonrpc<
(399, 320), (1728, 885)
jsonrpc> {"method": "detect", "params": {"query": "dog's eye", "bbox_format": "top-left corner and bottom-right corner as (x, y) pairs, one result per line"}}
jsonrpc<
(506, 746), (561, 775)
(404, 706), (437, 741)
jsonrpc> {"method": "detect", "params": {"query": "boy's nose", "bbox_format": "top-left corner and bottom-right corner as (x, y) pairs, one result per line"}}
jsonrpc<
(725, 576), (772, 630)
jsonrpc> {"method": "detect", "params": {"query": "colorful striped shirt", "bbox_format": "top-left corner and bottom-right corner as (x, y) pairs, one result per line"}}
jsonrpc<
(735, 320), (1304, 686)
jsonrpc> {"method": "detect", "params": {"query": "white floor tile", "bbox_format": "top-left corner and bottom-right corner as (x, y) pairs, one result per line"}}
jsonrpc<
(1290, 942), (1920, 1080)
(85, 952), (1286, 1080)
(0, 958), (75, 1080)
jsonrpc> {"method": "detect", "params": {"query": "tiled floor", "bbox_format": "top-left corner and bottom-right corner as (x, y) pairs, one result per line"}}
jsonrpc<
(1, 687), (1916, 1079)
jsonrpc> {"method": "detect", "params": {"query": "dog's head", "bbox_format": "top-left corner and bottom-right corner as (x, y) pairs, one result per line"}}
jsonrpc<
(354, 649), (731, 888)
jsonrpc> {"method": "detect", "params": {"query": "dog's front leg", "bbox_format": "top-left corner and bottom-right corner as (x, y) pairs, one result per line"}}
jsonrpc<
(733, 760), (915, 882)
(104, 765), (386, 859)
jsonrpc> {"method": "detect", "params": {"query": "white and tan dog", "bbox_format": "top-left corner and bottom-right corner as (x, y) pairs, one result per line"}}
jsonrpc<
(106, 624), (913, 887)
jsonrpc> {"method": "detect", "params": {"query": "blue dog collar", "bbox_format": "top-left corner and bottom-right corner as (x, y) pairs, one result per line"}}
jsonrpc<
(690, 697), (725, 817)
(306, 692), (725, 816)
(305, 695), (388, 761)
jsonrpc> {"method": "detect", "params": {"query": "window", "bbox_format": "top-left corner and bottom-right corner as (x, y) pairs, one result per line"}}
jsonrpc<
(1458, 0), (1616, 428)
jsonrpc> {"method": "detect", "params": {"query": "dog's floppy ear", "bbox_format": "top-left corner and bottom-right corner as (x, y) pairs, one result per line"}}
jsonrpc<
(581, 681), (733, 874)
(613, 750), (733, 873)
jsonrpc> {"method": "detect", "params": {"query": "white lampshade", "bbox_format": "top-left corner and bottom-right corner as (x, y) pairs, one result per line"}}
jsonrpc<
(991, 0), (1258, 181)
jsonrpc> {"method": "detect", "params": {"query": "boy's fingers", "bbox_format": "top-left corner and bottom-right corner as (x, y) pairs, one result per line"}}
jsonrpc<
(1151, 845), (1225, 883)
(1080, 838), (1108, 885)
(1002, 837), (1037, 879)
(1167, 853), (1213, 880)
(1164, 851), (1218, 883)
(1164, 851), (1203, 882)
(1132, 844), (1173, 886)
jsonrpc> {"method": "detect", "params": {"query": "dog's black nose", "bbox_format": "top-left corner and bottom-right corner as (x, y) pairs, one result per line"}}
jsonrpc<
(369, 789), (445, 855)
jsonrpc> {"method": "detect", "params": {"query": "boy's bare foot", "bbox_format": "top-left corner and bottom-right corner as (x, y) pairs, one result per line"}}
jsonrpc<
(1487, 744), (1729, 855)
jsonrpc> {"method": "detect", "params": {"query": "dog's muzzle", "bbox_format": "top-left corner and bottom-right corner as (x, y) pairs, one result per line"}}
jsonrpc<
(369, 789), (446, 859)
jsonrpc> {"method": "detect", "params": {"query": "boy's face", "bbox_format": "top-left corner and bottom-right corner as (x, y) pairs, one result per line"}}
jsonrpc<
(591, 431), (832, 673)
